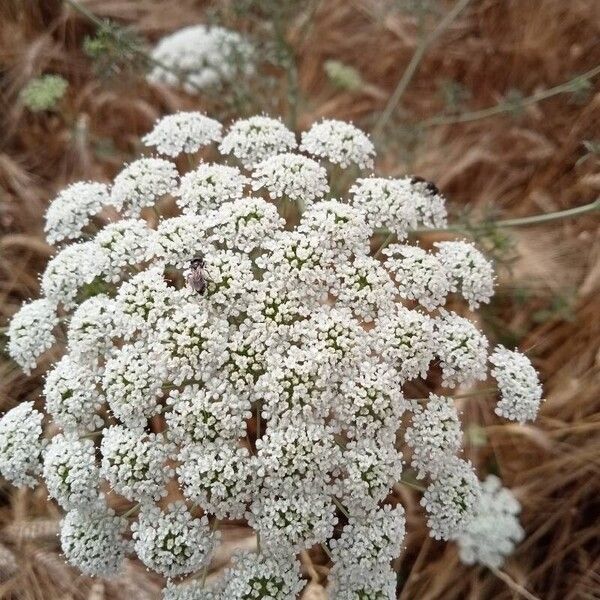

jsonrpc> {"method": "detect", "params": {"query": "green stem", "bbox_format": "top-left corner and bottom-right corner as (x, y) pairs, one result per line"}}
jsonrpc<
(420, 64), (600, 127)
(373, 0), (472, 135)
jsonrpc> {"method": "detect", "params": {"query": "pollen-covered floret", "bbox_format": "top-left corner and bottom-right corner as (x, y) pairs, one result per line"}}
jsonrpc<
(328, 563), (397, 600)
(0, 402), (44, 487)
(132, 502), (217, 578)
(251, 152), (329, 205)
(67, 294), (120, 362)
(175, 163), (248, 214)
(434, 241), (494, 309)
(300, 119), (375, 169)
(220, 551), (305, 600)
(44, 181), (109, 244)
(219, 116), (297, 168)
(490, 346), (543, 423)
(373, 305), (436, 381)
(421, 457), (481, 540)
(406, 394), (462, 479)
(7, 298), (58, 374)
(100, 425), (173, 502)
(42, 434), (99, 509)
(452, 475), (524, 568)
(111, 158), (178, 217)
(335, 361), (407, 442)
(60, 501), (129, 577)
(142, 112), (223, 157)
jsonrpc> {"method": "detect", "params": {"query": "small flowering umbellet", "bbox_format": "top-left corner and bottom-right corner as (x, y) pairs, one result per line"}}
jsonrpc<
(0, 402), (44, 487)
(7, 298), (58, 374)
(132, 502), (217, 578)
(300, 119), (375, 169)
(452, 475), (525, 568)
(142, 112), (223, 157)
(2, 112), (544, 595)
(60, 499), (129, 577)
(148, 25), (254, 93)
(490, 346), (543, 423)
(251, 152), (329, 206)
(44, 181), (109, 244)
(219, 116), (297, 168)
(111, 157), (178, 217)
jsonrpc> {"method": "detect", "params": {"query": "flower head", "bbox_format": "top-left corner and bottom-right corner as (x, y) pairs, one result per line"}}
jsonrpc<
(219, 116), (297, 168)
(300, 119), (375, 168)
(142, 112), (222, 157)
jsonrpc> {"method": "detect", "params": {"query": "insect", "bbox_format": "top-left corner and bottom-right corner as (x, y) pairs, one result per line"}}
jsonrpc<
(187, 253), (208, 296)
(410, 175), (440, 196)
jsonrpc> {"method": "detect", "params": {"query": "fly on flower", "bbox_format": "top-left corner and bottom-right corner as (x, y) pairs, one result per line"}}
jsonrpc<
(187, 253), (208, 296)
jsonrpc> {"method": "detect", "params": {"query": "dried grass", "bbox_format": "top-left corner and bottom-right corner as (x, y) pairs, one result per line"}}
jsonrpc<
(0, 0), (599, 598)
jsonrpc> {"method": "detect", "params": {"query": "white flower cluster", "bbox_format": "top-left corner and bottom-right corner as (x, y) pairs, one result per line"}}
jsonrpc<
(148, 25), (254, 93)
(2, 113), (543, 597)
(452, 475), (524, 568)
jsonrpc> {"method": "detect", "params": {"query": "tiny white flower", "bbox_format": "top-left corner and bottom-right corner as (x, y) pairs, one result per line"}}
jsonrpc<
(434, 240), (495, 309)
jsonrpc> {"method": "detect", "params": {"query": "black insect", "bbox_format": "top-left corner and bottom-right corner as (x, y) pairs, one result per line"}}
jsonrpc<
(187, 254), (208, 296)
(410, 175), (440, 196)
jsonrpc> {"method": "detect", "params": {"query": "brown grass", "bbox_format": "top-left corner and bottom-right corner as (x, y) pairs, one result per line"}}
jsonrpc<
(1, 0), (599, 598)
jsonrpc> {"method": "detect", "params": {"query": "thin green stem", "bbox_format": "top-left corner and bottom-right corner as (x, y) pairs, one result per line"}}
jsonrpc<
(420, 64), (600, 127)
(373, 0), (472, 135)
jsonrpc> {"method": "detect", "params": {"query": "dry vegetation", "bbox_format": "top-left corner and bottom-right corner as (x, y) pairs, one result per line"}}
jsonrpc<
(1, 0), (599, 598)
